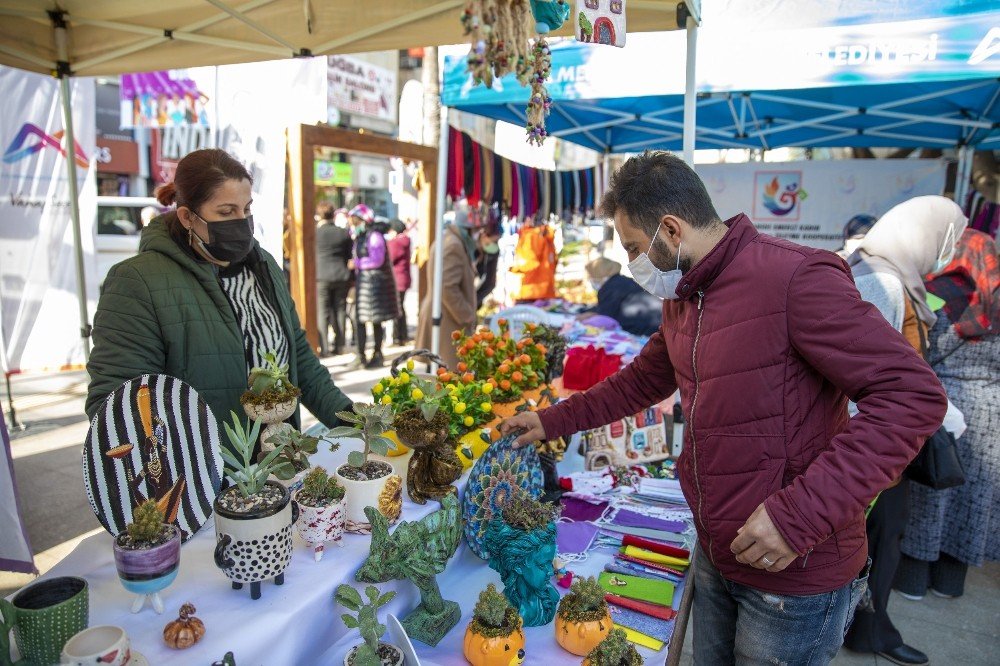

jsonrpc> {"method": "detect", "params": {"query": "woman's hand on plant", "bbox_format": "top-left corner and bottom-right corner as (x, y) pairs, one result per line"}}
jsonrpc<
(500, 411), (546, 448)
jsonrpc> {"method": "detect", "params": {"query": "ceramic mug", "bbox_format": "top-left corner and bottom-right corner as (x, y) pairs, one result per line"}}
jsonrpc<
(61, 625), (130, 666)
(0, 576), (89, 665)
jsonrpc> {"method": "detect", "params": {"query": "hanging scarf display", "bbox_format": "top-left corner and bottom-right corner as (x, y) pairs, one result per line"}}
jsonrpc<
(470, 141), (483, 204)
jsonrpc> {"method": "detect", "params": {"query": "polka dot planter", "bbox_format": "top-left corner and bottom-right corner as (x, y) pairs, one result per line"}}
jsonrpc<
(213, 481), (297, 600)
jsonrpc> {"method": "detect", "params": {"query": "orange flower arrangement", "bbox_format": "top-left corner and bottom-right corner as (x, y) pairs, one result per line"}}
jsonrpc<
(453, 319), (549, 404)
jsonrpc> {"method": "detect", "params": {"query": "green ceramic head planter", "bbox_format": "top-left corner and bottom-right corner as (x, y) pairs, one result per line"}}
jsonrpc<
(484, 519), (559, 627)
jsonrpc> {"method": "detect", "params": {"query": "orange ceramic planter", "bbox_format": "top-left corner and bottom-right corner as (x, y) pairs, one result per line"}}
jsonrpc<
(555, 611), (613, 657)
(463, 623), (526, 666)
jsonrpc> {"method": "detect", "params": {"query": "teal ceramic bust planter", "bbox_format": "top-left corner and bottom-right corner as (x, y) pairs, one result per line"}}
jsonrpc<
(484, 520), (559, 627)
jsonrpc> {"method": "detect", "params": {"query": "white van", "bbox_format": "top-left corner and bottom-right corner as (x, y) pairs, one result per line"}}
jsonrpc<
(95, 196), (162, 284)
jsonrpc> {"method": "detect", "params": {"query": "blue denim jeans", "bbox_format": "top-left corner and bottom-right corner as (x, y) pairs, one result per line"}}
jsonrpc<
(692, 548), (869, 665)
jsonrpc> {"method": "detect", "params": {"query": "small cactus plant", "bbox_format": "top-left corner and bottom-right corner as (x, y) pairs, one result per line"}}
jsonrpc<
(298, 466), (345, 506)
(558, 576), (608, 623)
(126, 499), (167, 544)
(585, 628), (642, 666)
(500, 487), (560, 532)
(241, 349), (301, 407)
(335, 584), (396, 666)
(470, 583), (520, 638)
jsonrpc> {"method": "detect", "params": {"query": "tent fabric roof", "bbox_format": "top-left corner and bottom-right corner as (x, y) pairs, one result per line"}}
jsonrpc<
(0, 0), (683, 77)
(450, 77), (1000, 153)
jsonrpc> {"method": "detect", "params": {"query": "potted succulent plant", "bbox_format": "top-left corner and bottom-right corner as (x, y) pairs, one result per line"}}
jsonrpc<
(112, 499), (181, 614)
(214, 411), (297, 600)
(335, 584), (404, 666)
(582, 628), (642, 666)
(293, 466), (346, 562)
(555, 576), (613, 656)
(393, 377), (464, 505)
(484, 488), (561, 627)
(261, 427), (326, 489)
(463, 583), (526, 666)
(328, 402), (404, 534)
(240, 350), (302, 441)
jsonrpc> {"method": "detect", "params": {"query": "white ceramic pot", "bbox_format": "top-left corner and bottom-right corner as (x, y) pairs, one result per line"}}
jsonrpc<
(293, 491), (345, 562)
(344, 642), (404, 666)
(335, 463), (403, 535)
(213, 481), (296, 600)
(243, 398), (297, 424)
(371, 450), (413, 487)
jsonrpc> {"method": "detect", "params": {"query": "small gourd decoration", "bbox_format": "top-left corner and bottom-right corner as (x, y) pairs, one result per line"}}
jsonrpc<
(163, 602), (206, 649)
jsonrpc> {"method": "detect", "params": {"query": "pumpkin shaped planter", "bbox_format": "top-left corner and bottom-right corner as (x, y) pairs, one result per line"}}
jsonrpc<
(582, 627), (642, 666)
(555, 576), (613, 656)
(463, 583), (526, 666)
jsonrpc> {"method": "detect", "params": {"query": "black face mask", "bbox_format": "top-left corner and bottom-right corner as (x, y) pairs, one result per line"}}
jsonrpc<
(193, 213), (255, 264)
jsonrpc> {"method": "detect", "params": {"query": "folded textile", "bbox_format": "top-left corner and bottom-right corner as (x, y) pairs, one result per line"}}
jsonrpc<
(599, 572), (674, 606)
(617, 553), (685, 578)
(610, 508), (686, 534)
(622, 545), (689, 569)
(622, 535), (690, 560)
(609, 604), (676, 643)
(605, 593), (677, 621)
(605, 562), (678, 584)
(616, 625), (664, 651)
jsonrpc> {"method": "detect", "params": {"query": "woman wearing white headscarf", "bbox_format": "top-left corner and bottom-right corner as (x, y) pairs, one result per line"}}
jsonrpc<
(842, 195), (967, 666)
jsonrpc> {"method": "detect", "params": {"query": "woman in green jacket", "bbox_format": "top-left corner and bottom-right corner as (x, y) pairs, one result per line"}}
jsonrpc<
(86, 149), (351, 447)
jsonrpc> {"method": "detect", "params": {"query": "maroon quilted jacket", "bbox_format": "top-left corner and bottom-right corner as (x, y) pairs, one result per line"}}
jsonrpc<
(539, 214), (947, 595)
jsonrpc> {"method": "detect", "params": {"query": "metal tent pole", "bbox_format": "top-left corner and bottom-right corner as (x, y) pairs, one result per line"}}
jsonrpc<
(430, 105), (450, 359)
(52, 11), (92, 360)
(682, 5), (699, 165)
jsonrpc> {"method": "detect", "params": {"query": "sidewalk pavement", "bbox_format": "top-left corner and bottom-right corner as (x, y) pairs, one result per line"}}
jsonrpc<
(3, 353), (998, 664)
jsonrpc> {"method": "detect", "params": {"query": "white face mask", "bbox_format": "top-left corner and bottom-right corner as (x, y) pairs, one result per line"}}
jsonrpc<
(628, 228), (682, 300)
(932, 222), (956, 273)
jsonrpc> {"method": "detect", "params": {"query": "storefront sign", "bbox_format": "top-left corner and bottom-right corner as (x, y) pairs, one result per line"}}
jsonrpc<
(314, 160), (352, 187)
(327, 55), (397, 123)
(96, 137), (140, 174)
(119, 70), (212, 129)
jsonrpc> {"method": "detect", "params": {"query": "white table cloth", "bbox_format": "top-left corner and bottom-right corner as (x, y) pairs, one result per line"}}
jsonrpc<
(22, 440), (682, 665)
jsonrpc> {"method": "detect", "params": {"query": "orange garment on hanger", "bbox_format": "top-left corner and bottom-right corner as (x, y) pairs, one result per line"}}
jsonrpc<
(511, 224), (557, 300)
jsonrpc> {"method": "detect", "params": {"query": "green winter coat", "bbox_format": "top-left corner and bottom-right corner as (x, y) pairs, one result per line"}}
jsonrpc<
(85, 214), (351, 445)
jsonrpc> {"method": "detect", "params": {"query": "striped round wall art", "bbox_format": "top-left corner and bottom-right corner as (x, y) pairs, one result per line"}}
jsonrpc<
(83, 374), (223, 543)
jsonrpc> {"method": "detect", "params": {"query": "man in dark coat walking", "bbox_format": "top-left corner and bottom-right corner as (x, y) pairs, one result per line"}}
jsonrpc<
(315, 206), (353, 356)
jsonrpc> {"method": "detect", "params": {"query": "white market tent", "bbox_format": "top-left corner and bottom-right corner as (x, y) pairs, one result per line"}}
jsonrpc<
(0, 0), (700, 358)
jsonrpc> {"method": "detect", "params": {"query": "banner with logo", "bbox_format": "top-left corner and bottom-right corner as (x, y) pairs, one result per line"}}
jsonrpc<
(442, 10), (1000, 105)
(0, 68), (97, 373)
(695, 159), (947, 250)
(327, 55), (398, 123)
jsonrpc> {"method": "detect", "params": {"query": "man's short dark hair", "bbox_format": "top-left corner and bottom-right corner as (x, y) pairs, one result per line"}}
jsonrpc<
(600, 151), (720, 235)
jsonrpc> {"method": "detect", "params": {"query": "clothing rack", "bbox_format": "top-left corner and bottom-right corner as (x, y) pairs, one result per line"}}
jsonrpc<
(446, 127), (603, 219)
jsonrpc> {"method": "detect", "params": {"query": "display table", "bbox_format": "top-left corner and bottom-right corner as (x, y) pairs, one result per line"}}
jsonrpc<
(14, 438), (685, 664)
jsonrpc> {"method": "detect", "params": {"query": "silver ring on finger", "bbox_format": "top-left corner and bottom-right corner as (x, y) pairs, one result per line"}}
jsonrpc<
(761, 556), (774, 566)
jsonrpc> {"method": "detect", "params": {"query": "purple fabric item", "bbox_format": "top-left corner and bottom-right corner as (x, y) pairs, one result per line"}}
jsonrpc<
(561, 496), (609, 522)
(556, 521), (600, 556)
(580, 314), (620, 330)
(356, 231), (387, 270)
(611, 509), (686, 534)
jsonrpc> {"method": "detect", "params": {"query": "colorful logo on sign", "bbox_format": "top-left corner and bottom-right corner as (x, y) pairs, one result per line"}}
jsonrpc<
(755, 171), (806, 220)
(3, 122), (88, 168)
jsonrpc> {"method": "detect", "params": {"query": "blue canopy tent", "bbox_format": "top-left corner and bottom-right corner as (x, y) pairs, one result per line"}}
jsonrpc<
(444, 75), (1000, 153)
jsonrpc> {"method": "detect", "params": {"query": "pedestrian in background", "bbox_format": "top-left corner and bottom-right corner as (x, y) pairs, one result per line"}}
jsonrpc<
(475, 216), (502, 308)
(349, 204), (399, 369)
(843, 195), (967, 666)
(387, 218), (412, 345)
(416, 205), (478, 370)
(315, 205), (353, 356)
(897, 229), (1000, 603)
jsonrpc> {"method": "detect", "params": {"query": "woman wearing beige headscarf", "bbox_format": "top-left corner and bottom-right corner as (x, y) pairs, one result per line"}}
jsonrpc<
(843, 195), (967, 665)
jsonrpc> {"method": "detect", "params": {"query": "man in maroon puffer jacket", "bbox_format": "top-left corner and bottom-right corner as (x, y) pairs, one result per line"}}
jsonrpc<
(502, 151), (947, 664)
